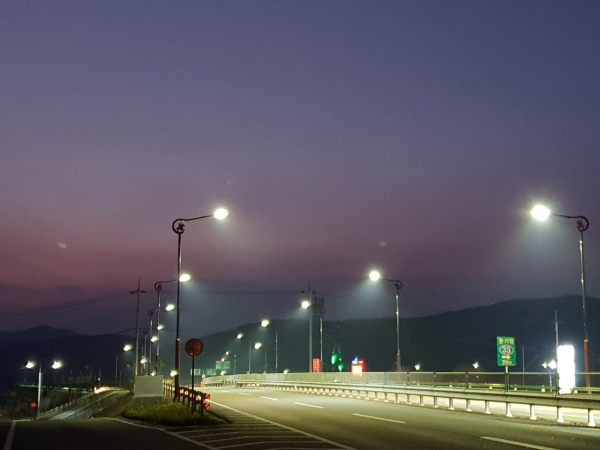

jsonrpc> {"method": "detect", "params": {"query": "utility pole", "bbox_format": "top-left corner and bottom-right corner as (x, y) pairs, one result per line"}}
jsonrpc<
(131, 279), (146, 377)
(554, 310), (559, 358)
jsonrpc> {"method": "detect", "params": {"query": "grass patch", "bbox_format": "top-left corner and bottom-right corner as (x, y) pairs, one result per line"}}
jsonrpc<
(120, 401), (221, 426)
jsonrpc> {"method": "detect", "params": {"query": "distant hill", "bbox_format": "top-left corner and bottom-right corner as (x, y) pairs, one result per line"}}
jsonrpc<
(179, 295), (600, 380)
(1, 295), (598, 386)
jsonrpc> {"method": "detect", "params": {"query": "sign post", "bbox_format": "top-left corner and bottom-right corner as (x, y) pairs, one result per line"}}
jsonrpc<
(497, 336), (516, 391)
(185, 338), (204, 413)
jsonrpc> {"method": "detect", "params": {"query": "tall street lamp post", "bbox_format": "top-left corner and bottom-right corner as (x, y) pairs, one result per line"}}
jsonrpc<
(369, 270), (403, 372)
(261, 319), (278, 373)
(27, 360), (62, 418)
(115, 345), (132, 386)
(531, 205), (591, 386)
(153, 274), (190, 375)
(301, 297), (325, 372)
(171, 208), (228, 399)
(301, 298), (313, 372)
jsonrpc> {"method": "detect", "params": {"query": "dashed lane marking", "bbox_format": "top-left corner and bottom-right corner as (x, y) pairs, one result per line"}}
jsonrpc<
(294, 402), (324, 409)
(352, 413), (406, 424)
(481, 437), (559, 450)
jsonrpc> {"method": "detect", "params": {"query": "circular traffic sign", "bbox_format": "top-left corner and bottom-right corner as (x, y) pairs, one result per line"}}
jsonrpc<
(499, 345), (514, 355)
(185, 338), (204, 357)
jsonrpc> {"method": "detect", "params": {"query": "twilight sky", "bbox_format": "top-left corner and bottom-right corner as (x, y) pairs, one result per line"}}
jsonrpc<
(1, 1), (599, 341)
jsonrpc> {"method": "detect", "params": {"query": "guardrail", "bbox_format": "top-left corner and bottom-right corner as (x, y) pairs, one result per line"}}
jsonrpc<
(202, 372), (600, 427)
(164, 381), (210, 414)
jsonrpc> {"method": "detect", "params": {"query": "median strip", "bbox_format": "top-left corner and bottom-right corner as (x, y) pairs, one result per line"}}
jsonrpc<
(352, 413), (405, 424)
(481, 437), (559, 450)
(294, 402), (324, 409)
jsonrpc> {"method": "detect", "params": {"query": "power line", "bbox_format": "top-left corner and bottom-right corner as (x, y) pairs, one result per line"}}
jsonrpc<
(0, 291), (141, 320)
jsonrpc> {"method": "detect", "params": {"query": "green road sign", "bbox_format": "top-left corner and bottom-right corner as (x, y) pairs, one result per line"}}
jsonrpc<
(497, 336), (517, 366)
(216, 361), (231, 371)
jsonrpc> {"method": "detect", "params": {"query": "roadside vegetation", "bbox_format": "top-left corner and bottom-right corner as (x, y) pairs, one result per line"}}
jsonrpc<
(118, 396), (222, 426)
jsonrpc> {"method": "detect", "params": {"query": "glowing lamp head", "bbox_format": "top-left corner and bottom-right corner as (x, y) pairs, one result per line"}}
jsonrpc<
(170, 370), (178, 377)
(261, 319), (270, 327)
(179, 273), (191, 282)
(237, 333), (244, 339)
(254, 342), (262, 350)
(123, 344), (133, 352)
(165, 304), (175, 311)
(369, 270), (381, 281)
(414, 364), (421, 371)
(531, 205), (551, 221)
(26, 361), (35, 369)
(213, 208), (228, 220)
(157, 324), (164, 331)
(301, 300), (310, 309)
(52, 361), (62, 370)
(150, 336), (158, 342)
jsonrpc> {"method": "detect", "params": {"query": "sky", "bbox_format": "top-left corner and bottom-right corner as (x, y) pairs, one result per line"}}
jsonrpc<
(1, 1), (599, 344)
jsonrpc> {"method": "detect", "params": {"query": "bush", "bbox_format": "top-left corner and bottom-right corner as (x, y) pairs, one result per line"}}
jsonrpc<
(120, 401), (219, 426)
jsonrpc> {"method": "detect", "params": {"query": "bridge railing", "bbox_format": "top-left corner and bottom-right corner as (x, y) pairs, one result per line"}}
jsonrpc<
(206, 371), (600, 394)
(201, 371), (600, 427)
(163, 380), (210, 414)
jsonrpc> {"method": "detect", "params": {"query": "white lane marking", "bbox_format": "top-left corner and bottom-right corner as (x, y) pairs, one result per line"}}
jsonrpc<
(261, 396), (278, 401)
(294, 402), (324, 409)
(237, 392), (250, 395)
(481, 437), (559, 450)
(220, 390), (229, 392)
(105, 418), (162, 430)
(210, 401), (357, 449)
(2, 421), (16, 450)
(352, 413), (406, 424)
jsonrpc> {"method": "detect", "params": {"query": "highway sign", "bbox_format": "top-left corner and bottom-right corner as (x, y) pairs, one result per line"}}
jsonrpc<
(216, 361), (230, 370)
(497, 336), (517, 366)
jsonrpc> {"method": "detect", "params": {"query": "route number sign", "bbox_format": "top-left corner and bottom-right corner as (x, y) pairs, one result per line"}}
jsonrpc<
(497, 336), (517, 367)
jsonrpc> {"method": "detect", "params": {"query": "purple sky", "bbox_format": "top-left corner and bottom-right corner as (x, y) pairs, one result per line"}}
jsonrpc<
(1, 1), (599, 340)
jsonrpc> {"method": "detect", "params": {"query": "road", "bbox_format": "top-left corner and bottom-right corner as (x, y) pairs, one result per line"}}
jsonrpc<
(0, 419), (204, 450)
(1, 387), (598, 450)
(200, 387), (600, 450)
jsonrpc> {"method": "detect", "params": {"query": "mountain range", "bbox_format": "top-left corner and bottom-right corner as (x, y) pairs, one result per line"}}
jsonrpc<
(0, 295), (598, 388)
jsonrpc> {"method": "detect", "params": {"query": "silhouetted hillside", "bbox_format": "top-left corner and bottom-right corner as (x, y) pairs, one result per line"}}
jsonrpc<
(179, 295), (600, 381)
(1, 295), (598, 387)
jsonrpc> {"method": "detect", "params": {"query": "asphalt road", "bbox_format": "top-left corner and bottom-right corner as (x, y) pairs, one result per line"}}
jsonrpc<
(1, 419), (204, 450)
(201, 387), (600, 450)
(1, 388), (598, 450)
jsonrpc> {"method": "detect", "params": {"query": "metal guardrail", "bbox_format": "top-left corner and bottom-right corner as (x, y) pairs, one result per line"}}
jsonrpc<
(164, 381), (210, 415)
(202, 372), (600, 427)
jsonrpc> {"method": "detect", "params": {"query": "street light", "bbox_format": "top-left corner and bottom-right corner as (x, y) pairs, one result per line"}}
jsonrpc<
(531, 204), (591, 386)
(153, 274), (190, 375)
(542, 360), (557, 387)
(115, 345), (132, 386)
(171, 207), (228, 399)
(261, 319), (278, 373)
(301, 298), (313, 372)
(369, 270), (403, 372)
(27, 360), (62, 418)
(301, 293), (324, 373)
